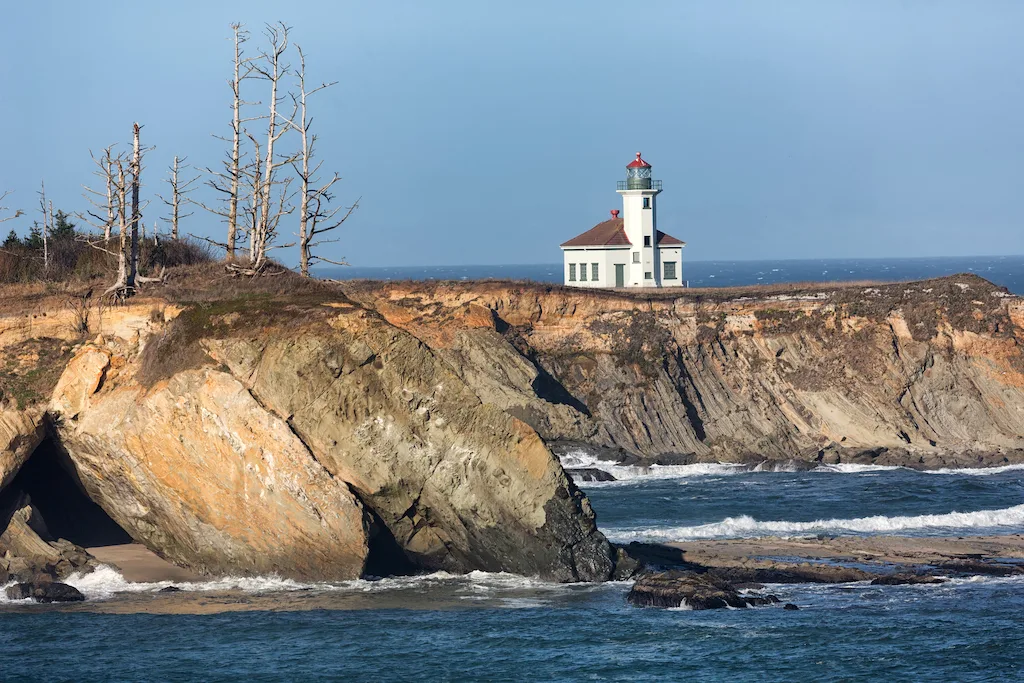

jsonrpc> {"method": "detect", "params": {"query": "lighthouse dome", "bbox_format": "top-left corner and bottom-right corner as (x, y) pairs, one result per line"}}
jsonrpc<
(624, 152), (653, 189)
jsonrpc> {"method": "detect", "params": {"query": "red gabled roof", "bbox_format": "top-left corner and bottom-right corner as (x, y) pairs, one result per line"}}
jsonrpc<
(560, 218), (630, 247)
(561, 218), (685, 249)
(657, 230), (685, 246)
(626, 152), (651, 169)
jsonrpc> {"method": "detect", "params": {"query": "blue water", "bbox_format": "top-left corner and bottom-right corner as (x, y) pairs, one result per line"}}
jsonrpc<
(320, 254), (1024, 294)
(3, 466), (1024, 681)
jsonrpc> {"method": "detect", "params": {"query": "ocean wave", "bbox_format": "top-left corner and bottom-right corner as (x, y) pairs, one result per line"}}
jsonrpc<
(813, 463), (905, 474)
(924, 463), (1024, 476)
(603, 503), (1024, 542)
(1, 565), (619, 604)
(559, 450), (749, 485)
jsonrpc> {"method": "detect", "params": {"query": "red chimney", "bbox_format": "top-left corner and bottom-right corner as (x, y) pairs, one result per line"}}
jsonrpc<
(610, 209), (620, 219)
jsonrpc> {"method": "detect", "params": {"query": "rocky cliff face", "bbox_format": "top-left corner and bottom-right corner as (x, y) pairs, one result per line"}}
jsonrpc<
(0, 291), (614, 582)
(1, 273), (1021, 584)
(343, 274), (1024, 469)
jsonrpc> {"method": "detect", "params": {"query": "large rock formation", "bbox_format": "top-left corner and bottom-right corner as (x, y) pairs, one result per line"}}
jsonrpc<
(343, 274), (1024, 468)
(34, 297), (613, 582)
(2, 272), (1022, 584)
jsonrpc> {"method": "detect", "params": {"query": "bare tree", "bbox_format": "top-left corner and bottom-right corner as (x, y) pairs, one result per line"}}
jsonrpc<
(81, 146), (118, 240)
(198, 23), (258, 259)
(287, 45), (358, 276)
(37, 181), (50, 271)
(104, 157), (131, 296)
(104, 123), (163, 297)
(157, 156), (198, 239)
(0, 191), (24, 224)
(246, 22), (297, 272)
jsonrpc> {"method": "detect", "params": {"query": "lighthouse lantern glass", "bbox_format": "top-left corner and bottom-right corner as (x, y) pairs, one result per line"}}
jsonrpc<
(626, 165), (652, 190)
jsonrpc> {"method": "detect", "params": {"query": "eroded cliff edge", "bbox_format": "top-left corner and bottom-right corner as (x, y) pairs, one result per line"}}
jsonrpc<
(1, 272), (1021, 584)
(343, 273), (1024, 469)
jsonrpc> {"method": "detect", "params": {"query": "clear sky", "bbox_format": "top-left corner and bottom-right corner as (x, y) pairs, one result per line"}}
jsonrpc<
(1, 1), (1022, 267)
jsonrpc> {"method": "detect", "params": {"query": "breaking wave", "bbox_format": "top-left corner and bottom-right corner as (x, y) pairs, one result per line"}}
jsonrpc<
(562, 450), (1024, 484)
(2, 565), (621, 604)
(558, 450), (749, 485)
(603, 503), (1024, 543)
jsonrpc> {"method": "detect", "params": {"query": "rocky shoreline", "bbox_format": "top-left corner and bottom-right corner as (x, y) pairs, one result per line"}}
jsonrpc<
(2, 271), (1023, 591)
(622, 535), (1024, 609)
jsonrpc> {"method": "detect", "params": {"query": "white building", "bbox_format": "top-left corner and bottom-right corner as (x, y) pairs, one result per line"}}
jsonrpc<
(560, 153), (685, 288)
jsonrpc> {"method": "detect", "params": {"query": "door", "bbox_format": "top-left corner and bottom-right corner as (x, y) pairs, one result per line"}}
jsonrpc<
(614, 264), (625, 288)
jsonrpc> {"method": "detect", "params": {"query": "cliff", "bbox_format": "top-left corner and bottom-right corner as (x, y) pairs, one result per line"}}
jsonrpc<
(0, 281), (613, 583)
(342, 273), (1024, 468)
(1, 271), (1021, 584)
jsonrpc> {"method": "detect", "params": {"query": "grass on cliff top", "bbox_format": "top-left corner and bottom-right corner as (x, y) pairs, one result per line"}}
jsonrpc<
(0, 338), (74, 409)
(340, 272), (1012, 304)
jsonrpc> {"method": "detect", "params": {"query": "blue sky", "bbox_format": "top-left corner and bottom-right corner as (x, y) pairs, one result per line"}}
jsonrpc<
(1, 1), (1021, 267)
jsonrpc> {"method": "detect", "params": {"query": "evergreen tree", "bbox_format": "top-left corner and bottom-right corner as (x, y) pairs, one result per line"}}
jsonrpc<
(51, 210), (76, 240)
(3, 230), (20, 248)
(25, 222), (43, 249)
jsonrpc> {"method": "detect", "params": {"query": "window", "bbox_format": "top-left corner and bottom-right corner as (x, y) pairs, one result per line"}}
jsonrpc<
(644, 272), (653, 280)
(569, 263), (576, 281)
(664, 261), (677, 280)
(632, 252), (640, 263)
(591, 263), (599, 280)
(579, 263), (587, 281)
(643, 235), (651, 247)
(643, 197), (651, 209)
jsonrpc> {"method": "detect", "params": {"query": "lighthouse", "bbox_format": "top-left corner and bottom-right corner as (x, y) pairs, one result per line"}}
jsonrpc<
(560, 153), (685, 288)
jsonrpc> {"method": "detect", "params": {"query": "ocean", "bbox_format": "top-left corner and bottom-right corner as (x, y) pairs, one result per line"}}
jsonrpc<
(320, 254), (1024, 294)
(3, 464), (1024, 681)
(2, 255), (1024, 681)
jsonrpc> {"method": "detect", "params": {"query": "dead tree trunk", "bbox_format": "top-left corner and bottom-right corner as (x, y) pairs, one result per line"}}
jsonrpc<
(38, 181), (49, 272)
(250, 22), (296, 271)
(129, 123), (141, 287)
(197, 23), (256, 260)
(289, 45), (356, 277)
(159, 155), (197, 239)
(81, 146), (118, 240)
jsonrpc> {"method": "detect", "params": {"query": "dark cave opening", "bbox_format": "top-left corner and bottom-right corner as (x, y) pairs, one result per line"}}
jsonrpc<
(3, 438), (133, 548)
(362, 506), (419, 578)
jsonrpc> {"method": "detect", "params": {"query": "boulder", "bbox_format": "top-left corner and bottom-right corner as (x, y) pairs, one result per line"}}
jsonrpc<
(627, 571), (780, 610)
(5, 581), (85, 603)
(565, 467), (615, 483)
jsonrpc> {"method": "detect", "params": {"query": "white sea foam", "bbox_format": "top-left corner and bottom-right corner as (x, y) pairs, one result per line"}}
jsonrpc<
(559, 449), (750, 485)
(813, 463), (905, 474)
(925, 463), (1024, 476)
(603, 503), (1024, 542)
(1, 564), (609, 604)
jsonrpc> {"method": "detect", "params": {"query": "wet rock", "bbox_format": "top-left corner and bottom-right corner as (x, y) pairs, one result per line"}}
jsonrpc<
(934, 560), (1024, 577)
(611, 547), (642, 581)
(627, 571), (779, 610)
(565, 467), (615, 482)
(871, 573), (947, 585)
(710, 564), (873, 584)
(783, 603), (800, 611)
(158, 585), (182, 593)
(5, 581), (85, 603)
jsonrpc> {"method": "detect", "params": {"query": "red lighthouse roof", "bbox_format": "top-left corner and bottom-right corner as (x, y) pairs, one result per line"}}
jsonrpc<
(626, 152), (651, 169)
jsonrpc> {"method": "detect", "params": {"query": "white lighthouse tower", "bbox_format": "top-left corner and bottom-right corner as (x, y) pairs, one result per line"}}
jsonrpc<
(560, 152), (684, 288)
(617, 152), (663, 287)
